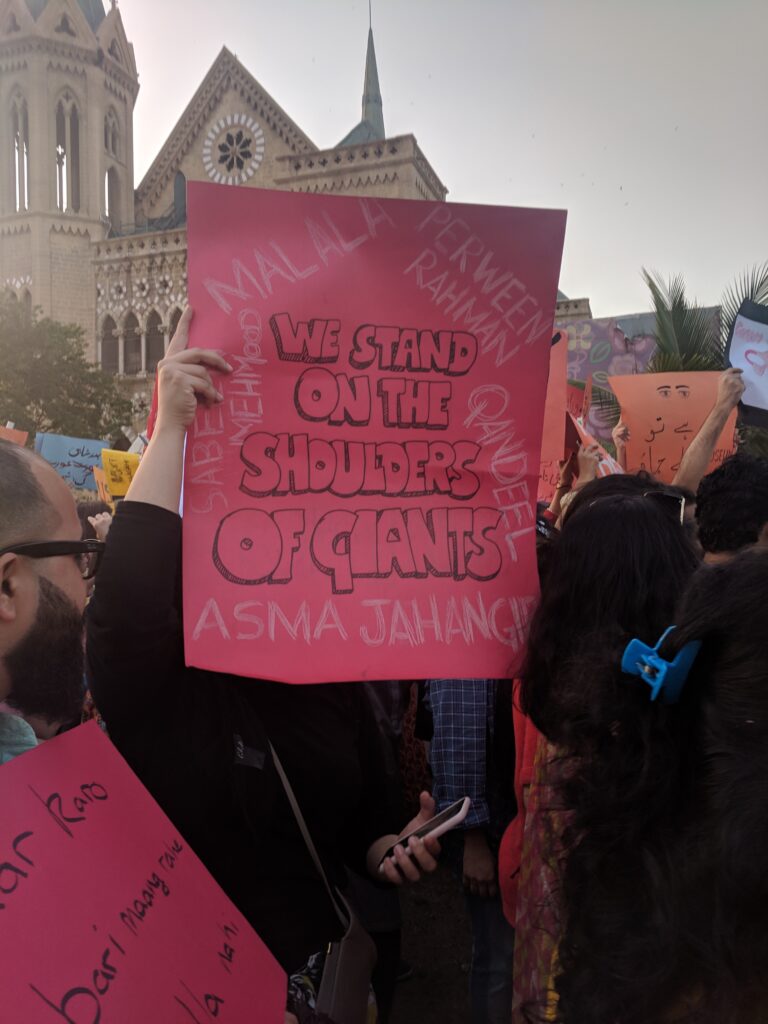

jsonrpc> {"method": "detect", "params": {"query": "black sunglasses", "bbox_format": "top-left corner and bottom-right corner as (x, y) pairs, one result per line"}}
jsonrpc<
(0, 539), (106, 580)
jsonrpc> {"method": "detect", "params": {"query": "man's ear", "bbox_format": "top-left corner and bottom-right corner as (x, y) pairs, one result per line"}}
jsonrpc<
(0, 554), (21, 623)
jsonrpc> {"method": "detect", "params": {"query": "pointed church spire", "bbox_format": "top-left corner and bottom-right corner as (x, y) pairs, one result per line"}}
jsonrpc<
(361, 27), (385, 140)
(337, 18), (386, 147)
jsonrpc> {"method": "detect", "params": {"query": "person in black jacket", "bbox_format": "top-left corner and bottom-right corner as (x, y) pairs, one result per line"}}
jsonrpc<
(86, 309), (441, 983)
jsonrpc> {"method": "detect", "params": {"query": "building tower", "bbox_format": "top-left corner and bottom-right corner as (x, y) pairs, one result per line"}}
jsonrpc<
(0, 0), (138, 356)
(339, 25), (385, 146)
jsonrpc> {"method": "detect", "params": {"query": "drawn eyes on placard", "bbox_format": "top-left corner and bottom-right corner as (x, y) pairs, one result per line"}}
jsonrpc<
(656, 385), (690, 399)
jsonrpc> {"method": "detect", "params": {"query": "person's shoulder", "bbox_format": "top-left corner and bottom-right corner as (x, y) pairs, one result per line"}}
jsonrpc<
(0, 711), (38, 764)
(115, 500), (181, 528)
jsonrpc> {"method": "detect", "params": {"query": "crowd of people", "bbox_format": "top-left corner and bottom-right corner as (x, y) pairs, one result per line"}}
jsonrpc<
(2, 318), (767, 1024)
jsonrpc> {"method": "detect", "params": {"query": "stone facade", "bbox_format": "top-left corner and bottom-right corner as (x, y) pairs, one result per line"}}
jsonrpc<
(556, 295), (593, 324)
(0, 0), (445, 406)
(1, 0), (138, 359)
(1, 0), (585, 427)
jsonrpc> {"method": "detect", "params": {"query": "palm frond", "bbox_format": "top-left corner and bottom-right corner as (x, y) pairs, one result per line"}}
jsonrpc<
(591, 383), (620, 428)
(721, 262), (768, 345)
(642, 268), (723, 372)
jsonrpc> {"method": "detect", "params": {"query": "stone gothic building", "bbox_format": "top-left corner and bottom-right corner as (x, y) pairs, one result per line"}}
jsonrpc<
(1, 0), (588, 422)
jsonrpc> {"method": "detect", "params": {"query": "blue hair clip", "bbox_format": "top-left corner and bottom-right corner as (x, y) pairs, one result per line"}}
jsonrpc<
(621, 626), (701, 704)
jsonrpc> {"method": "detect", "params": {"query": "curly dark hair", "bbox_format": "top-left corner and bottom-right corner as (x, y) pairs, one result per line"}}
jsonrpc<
(519, 475), (701, 1023)
(521, 479), (700, 747)
(695, 452), (768, 555)
(549, 549), (768, 1024)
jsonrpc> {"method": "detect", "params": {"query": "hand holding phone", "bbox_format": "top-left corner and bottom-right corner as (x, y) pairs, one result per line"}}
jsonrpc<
(378, 796), (471, 873)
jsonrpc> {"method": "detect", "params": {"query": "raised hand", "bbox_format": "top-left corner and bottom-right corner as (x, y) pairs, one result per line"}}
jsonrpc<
(612, 420), (630, 450)
(716, 367), (745, 411)
(87, 511), (113, 541)
(155, 308), (232, 434)
(576, 442), (602, 484)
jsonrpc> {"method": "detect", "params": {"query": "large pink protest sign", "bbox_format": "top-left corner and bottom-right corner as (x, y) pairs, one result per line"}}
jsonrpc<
(0, 723), (285, 1022)
(184, 182), (566, 682)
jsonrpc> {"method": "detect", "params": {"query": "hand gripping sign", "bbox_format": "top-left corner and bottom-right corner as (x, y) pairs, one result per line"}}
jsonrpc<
(0, 723), (285, 1023)
(184, 183), (566, 683)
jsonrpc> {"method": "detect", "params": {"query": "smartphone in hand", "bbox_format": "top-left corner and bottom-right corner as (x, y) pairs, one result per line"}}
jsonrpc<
(379, 797), (471, 867)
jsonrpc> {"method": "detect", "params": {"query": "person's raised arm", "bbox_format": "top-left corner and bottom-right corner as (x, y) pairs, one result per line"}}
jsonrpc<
(126, 308), (231, 511)
(573, 443), (601, 491)
(86, 309), (231, 730)
(612, 420), (630, 472)
(672, 368), (745, 494)
(546, 454), (576, 522)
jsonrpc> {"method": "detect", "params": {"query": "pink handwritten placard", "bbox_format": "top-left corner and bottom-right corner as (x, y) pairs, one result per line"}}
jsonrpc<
(0, 723), (285, 1022)
(185, 183), (566, 682)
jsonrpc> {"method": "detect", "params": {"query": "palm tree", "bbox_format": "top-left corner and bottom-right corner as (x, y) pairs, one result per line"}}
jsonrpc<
(641, 269), (724, 372)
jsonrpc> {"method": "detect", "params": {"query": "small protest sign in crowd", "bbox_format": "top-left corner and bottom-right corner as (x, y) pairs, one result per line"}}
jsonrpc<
(2, 183), (768, 1024)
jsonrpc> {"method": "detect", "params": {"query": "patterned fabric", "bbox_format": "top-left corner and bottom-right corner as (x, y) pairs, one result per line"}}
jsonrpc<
(511, 738), (568, 1023)
(287, 950), (326, 1014)
(426, 678), (497, 829)
(287, 951), (378, 1024)
(499, 683), (543, 922)
(398, 685), (431, 818)
(426, 678), (517, 852)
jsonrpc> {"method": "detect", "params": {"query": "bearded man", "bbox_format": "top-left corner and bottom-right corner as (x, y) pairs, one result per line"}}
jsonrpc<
(0, 439), (101, 762)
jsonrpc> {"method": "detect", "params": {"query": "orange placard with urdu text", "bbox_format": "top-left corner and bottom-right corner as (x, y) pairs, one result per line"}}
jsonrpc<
(609, 372), (736, 484)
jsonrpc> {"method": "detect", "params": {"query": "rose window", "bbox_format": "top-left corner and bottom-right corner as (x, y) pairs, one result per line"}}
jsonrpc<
(202, 114), (266, 186)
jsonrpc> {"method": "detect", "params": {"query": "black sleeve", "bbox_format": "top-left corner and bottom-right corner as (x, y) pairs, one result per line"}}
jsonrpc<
(86, 501), (185, 735)
(342, 687), (407, 876)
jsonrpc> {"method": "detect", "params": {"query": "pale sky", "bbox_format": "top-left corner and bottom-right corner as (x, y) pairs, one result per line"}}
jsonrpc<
(122, 0), (767, 318)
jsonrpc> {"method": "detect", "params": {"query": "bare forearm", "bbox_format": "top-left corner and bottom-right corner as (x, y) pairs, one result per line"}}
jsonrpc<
(547, 484), (569, 518)
(124, 425), (186, 512)
(673, 403), (731, 493)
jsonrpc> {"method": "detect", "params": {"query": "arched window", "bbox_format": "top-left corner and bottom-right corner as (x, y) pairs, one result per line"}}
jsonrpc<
(168, 307), (183, 342)
(105, 167), (121, 231)
(146, 310), (164, 373)
(55, 97), (80, 213)
(10, 93), (29, 212)
(101, 316), (118, 374)
(173, 171), (187, 225)
(123, 312), (141, 375)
